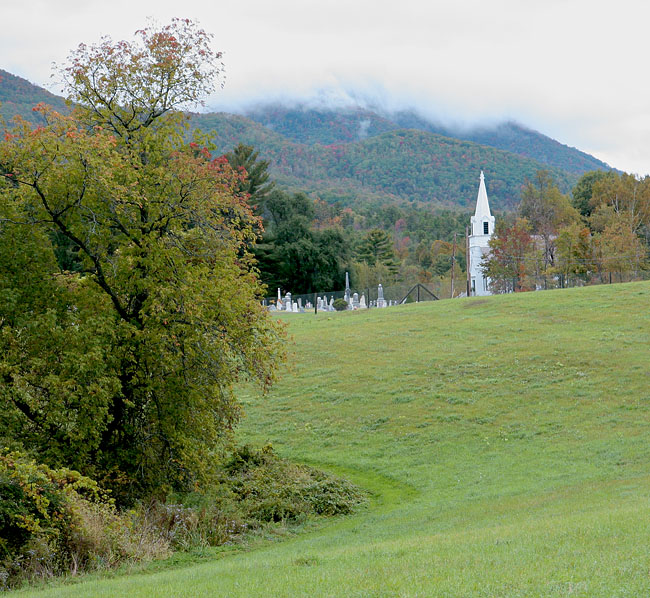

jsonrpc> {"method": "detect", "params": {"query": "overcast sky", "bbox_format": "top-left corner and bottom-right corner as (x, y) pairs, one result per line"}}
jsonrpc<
(3, 0), (649, 174)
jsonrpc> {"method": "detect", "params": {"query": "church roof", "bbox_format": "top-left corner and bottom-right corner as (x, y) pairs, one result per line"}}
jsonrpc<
(473, 171), (492, 219)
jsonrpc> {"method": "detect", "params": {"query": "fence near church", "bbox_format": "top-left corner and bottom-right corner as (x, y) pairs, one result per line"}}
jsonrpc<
(265, 266), (650, 312)
(492, 269), (650, 294)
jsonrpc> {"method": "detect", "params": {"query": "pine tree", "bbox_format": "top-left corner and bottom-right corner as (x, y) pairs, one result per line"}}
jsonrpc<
(224, 143), (275, 208)
(356, 229), (398, 275)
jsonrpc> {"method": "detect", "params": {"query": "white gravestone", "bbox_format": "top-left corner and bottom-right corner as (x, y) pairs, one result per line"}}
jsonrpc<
(377, 284), (386, 308)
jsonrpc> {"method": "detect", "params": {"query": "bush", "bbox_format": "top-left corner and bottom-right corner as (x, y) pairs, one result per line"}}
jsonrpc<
(0, 452), (169, 589)
(0, 446), (366, 588)
(220, 445), (366, 523)
(333, 298), (348, 311)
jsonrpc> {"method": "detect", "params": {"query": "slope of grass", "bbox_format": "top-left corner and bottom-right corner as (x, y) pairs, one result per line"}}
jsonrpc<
(15, 281), (650, 597)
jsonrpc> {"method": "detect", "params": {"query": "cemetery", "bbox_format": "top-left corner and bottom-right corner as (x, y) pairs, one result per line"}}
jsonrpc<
(268, 172), (494, 312)
(268, 278), (391, 312)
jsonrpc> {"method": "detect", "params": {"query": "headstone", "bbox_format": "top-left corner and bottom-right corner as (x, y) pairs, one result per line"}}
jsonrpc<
(284, 292), (292, 312)
(352, 292), (359, 309)
(360, 294), (367, 308)
(344, 272), (351, 305)
(329, 296), (334, 311)
(268, 304), (277, 311)
(377, 284), (386, 308)
(277, 288), (282, 310)
(298, 298), (302, 310)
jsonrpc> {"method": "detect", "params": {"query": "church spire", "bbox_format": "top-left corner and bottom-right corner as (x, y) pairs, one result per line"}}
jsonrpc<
(474, 171), (491, 220)
(468, 171), (496, 296)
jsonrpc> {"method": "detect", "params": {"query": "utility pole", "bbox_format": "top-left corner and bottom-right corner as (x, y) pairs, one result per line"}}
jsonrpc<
(465, 226), (471, 297)
(450, 232), (457, 298)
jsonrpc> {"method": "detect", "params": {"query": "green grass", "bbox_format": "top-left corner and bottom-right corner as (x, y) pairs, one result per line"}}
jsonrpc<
(15, 282), (650, 597)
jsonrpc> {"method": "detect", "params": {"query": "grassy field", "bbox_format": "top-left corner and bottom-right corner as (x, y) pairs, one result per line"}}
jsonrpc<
(16, 281), (650, 597)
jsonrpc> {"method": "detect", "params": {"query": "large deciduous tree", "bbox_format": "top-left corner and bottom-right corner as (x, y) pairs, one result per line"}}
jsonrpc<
(520, 170), (579, 269)
(571, 170), (611, 219)
(0, 20), (285, 501)
(482, 218), (536, 293)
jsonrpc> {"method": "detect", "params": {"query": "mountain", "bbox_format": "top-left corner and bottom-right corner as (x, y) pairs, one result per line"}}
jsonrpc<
(0, 69), (68, 124)
(1, 69), (610, 209)
(390, 111), (611, 175)
(244, 104), (612, 175)
(193, 112), (576, 210)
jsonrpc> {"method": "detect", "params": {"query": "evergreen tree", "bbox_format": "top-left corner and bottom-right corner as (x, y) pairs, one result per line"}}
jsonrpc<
(224, 143), (274, 209)
(253, 190), (349, 293)
(356, 229), (398, 275)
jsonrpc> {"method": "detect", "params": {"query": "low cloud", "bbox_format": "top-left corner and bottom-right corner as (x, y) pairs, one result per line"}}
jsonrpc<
(3, 0), (650, 174)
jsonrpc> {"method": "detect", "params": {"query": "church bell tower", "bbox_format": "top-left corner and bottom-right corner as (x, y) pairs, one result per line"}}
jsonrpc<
(468, 171), (495, 296)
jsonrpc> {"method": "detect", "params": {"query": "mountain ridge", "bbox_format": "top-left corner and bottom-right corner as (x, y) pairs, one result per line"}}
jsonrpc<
(1, 68), (610, 209)
(244, 103), (612, 175)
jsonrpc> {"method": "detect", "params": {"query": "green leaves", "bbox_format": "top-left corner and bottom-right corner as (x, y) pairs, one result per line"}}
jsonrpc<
(0, 20), (285, 502)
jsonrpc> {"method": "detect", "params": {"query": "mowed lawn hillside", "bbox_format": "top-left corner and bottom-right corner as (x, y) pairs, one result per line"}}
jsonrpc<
(19, 282), (650, 597)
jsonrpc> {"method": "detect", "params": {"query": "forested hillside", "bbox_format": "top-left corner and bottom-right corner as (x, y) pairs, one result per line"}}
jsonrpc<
(245, 104), (399, 144)
(0, 69), (68, 123)
(246, 104), (612, 175)
(194, 112), (576, 209)
(1, 68), (607, 209)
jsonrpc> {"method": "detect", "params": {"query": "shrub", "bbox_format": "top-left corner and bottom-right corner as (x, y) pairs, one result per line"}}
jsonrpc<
(0, 446), (366, 588)
(220, 445), (366, 523)
(0, 452), (169, 589)
(333, 298), (348, 311)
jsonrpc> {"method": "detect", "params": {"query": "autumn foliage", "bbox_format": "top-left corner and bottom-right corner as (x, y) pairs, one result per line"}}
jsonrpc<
(0, 20), (285, 502)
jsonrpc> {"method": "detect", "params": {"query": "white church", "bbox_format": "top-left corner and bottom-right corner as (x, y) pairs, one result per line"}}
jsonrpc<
(468, 171), (495, 296)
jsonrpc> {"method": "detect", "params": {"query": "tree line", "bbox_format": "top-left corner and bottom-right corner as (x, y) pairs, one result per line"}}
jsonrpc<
(483, 170), (649, 292)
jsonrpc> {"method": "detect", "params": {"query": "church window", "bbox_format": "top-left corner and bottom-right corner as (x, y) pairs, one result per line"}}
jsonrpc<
(483, 221), (489, 234)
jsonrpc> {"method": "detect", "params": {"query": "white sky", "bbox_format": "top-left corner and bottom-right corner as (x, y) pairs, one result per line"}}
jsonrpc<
(2, 0), (650, 174)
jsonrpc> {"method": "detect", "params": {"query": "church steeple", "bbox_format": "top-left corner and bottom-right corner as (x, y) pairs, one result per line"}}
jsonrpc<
(471, 171), (495, 237)
(468, 171), (496, 296)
